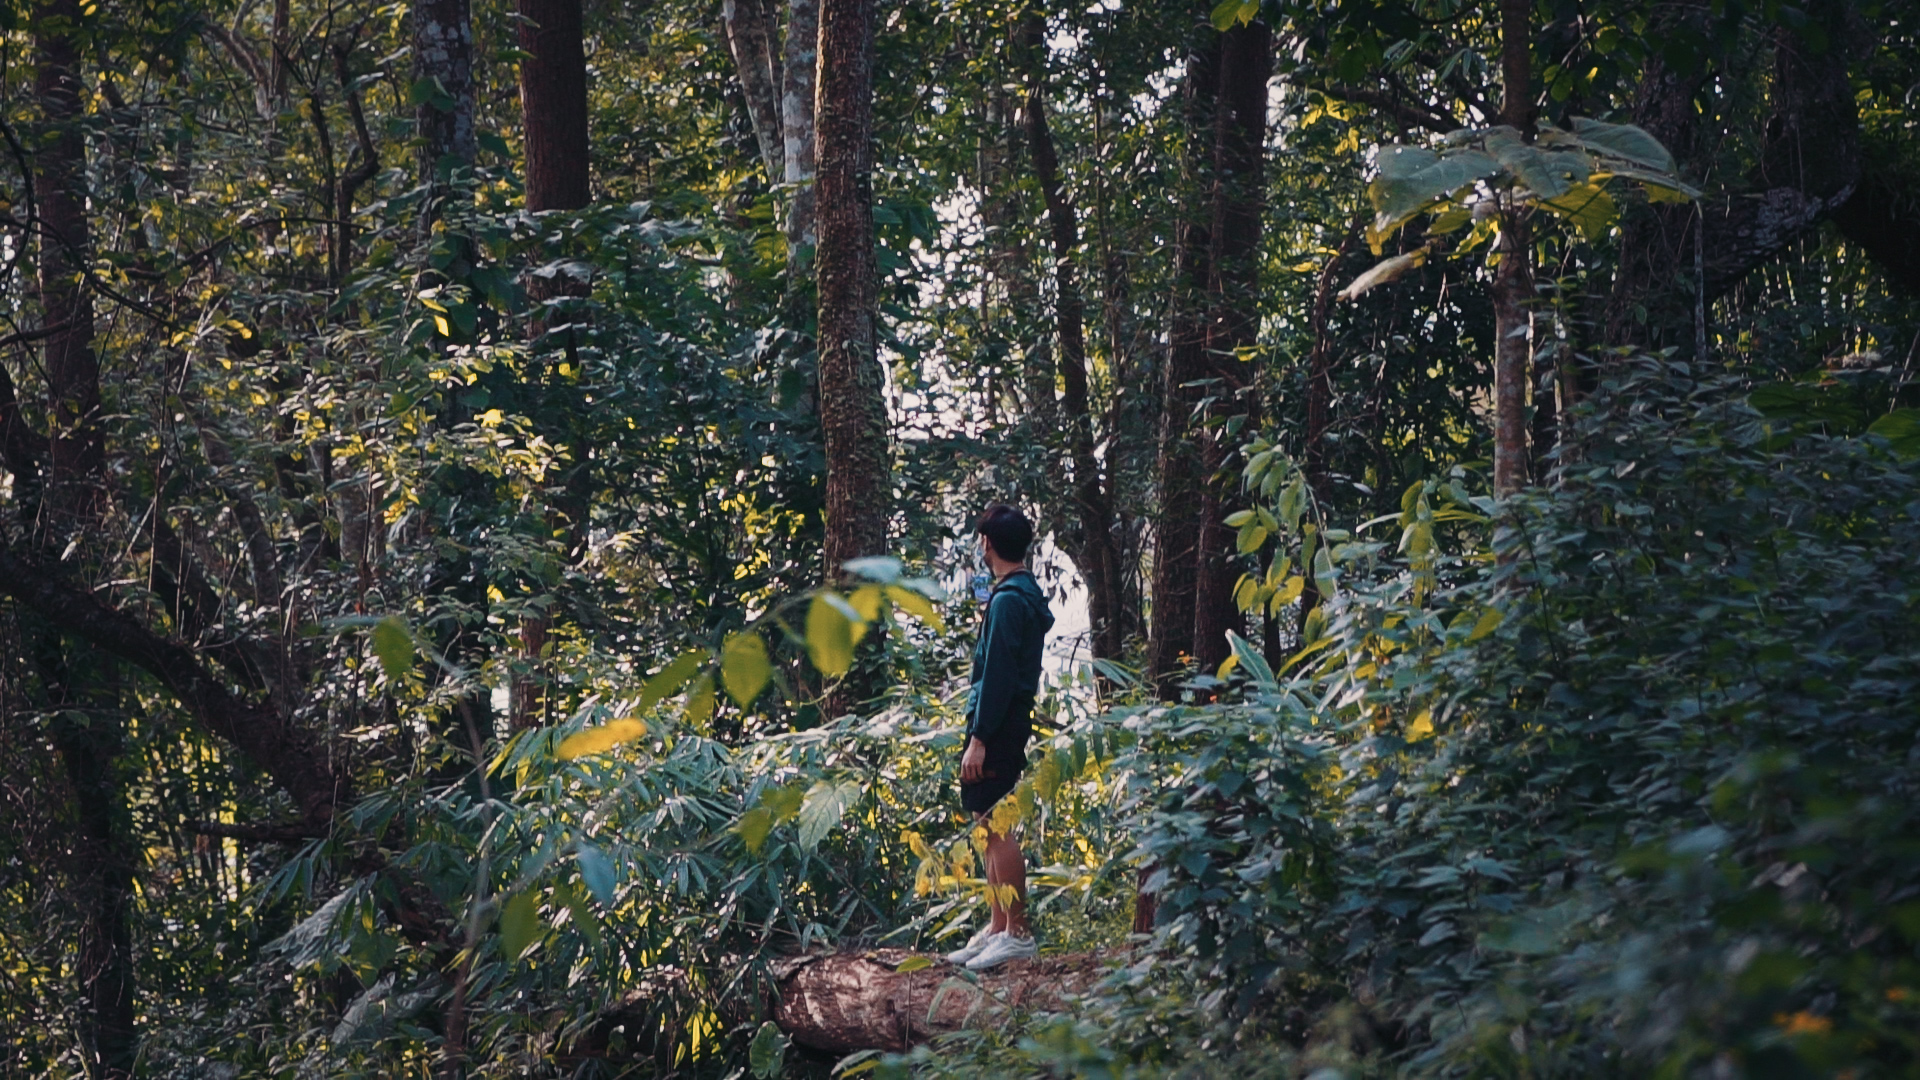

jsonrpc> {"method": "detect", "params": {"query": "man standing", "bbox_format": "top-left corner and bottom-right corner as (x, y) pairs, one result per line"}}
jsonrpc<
(946, 505), (1053, 971)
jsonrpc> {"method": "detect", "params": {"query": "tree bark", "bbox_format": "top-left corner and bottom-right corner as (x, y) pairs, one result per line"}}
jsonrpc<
(1491, 0), (1533, 498)
(724, 0), (785, 185)
(414, 0), (476, 183)
(517, 0), (591, 212)
(815, 0), (890, 584)
(771, 949), (1106, 1053)
(1147, 33), (1221, 696)
(33, 0), (104, 526)
(1190, 20), (1271, 676)
(1021, 16), (1122, 663)
(781, 0), (820, 269)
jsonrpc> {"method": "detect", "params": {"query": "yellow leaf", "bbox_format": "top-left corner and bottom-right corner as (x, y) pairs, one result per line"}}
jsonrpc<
(1233, 573), (1259, 612)
(434, 314), (451, 337)
(640, 650), (705, 714)
(1269, 575), (1306, 614)
(884, 585), (944, 631)
(848, 584), (884, 622)
(735, 807), (774, 854)
(902, 829), (930, 858)
(806, 592), (856, 676)
(895, 956), (934, 973)
(1408, 708), (1435, 741)
(1236, 523), (1269, 554)
(1466, 607), (1504, 642)
(556, 717), (648, 759)
(720, 632), (771, 707)
(1217, 652), (1240, 680)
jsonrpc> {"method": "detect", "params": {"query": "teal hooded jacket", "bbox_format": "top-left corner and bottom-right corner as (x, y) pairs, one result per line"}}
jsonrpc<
(964, 569), (1054, 741)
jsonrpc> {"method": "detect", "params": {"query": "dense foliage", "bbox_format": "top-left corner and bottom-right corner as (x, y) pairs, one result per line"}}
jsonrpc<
(2, 0), (1919, 1075)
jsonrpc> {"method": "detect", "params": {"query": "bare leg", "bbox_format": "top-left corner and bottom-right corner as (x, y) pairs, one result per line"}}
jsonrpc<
(976, 812), (1029, 937)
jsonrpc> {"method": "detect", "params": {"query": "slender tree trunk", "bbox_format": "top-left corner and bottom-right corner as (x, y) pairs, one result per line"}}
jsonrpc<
(517, 0), (591, 212)
(1190, 20), (1271, 676)
(724, 0), (785, 184)
(34, 0), (104, 526)
(414, 0), (477, 184)
(815, 0), (889, 585)
(1146, 34), (1221, 696)
(1491, 0), (1533, 498)
(1021, 16), (1122, 663)
(781, 0), (820, 272)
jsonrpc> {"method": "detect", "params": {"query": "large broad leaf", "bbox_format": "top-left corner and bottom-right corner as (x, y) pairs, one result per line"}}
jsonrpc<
(1570, 116), (1676, 173)
(639, 649), (705, 714)
(749, 1021), (790, 1079)
(1592, 166), (1702, 201)
(371, 617), (415, 680)
(1539, 182), (1619, 242)
(1339, 249), (1427, 301)
(721, 632), (771, 706)
(1484, 126), (1587, 199)
(499, 890), (541, 961)
(806, 592), (859, 677)
(681, 673), (717, 731)
(1227, 630), (1278, 692)
(1866, 409), (1920, 457)
(796, 778), (861, 850)
(734, 807), (774, 854)
(1367, 145), (1497, 234)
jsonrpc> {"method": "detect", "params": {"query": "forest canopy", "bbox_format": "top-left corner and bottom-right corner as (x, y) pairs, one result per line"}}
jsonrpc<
(2, 0), (1918, 1075)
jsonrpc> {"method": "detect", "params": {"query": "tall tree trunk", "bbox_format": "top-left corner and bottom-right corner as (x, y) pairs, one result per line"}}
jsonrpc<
(1021, 15), (1122, 663)
(517, 0), (591, 212)
(1189, 20), (1271, 676)
(34, 0), (104, 527)
(1146, 33), (1221, 697)
(724, 0), (785, 184)
(782, 0), (820, 273)
(414, 0), (477, 185)
(1491, 0), (1533, 498)
(512, 0), (591, 730)
(815, 0), (889, 586)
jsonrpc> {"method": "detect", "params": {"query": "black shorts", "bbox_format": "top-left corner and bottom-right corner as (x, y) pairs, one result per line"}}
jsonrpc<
(959, 708), (1033, 816)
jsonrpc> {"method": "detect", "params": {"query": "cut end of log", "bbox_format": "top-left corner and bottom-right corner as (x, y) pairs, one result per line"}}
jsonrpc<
(772, 948), (1115, 1054)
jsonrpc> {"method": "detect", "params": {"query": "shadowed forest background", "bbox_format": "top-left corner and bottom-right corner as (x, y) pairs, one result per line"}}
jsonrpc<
(3, 0), (1920, 1074)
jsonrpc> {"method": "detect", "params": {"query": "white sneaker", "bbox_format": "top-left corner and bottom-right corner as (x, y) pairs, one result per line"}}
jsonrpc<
(965, 932), (1037, 971)
(942, 925), (996, 966)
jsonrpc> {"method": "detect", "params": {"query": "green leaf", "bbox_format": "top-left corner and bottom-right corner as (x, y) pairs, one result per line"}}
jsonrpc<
(575, 842), (617, 906)
(1312, 544), (1337, 598)
(797, 779), (861, 850)
(371, 617), (415, 680)
(499, 890), (541, 961)
(1484, 126), (1587, 199)
(806, 593), (857, 677)
(1539, 182), (1619, 242)
(1224, 509), (1256, 527)
(640, 650), (705, 714)
(841, 555), (902, 584)
(1466, 606), (1505, 642)
(1227, 630), (1278, 691)
(894, 955), (934, 973)
(762, 782), (806, 823)
(1208, 0), (1241, 30)
(749, 1020), (790, 1078)
(554, 881), (602, 948)
(1867, 409), (1920, 456)
(884, 584), (945, 631)
(1569, 116), (1676, 173)
(734, 807), (774, 855)
(1279, 477), (1307, 533)
(1236, 523), (1269, 554)
(721, 632), (771, 707)
(682, 673), (717, 731)
(1367, 145), (1498, 234)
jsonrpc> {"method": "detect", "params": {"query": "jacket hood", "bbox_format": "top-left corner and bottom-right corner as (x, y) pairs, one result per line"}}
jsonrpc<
(995, 569), (1055, 633)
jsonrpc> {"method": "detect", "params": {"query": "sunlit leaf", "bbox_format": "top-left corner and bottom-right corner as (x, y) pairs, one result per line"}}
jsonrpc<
(761, 781), (806, 823)
(797, 779), (861, 850)
(894, 955), (934, 974)
(640, 650), (705, 714)
(734, 807), (774, 855)
(806, 592), (857, 677)
(1569, 116), (1676, 173)
(1466, 606), (1505, 642)
(1339, 249), (1427, 301)
(721, 632), (771, 706)
(682, 674), (716, 731)
(848, 584), (884, 622)
(371, 617), (414, 679)
(1236, 523), (1269, 554)
(841, 555), (902, 584)
(556, 717), (648, 760)
(1368, 145), (1497, 235)
(1270, 575), (1306, 615)
(884, 585), (945, 631)
(1539, 182), (1618, 242)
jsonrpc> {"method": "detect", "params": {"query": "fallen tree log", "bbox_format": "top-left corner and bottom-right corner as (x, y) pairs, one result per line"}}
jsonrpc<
(771, 949), (1112, 1053)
